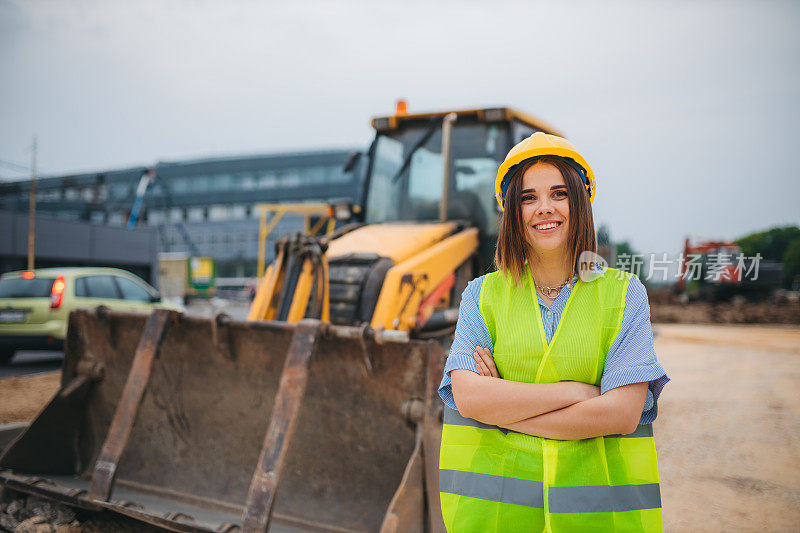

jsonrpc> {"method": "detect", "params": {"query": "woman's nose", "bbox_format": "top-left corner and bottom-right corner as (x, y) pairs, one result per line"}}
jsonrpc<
(537, 199), (554, 215)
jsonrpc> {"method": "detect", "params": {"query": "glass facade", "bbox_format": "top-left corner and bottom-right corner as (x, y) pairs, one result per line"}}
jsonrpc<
(0, 149), (362, 277)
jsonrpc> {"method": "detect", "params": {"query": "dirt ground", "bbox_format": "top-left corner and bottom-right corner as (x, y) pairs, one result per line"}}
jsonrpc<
(650, 301), (800, 325)
(1, 324), (799, 531)
(0, 373), (60, 424)
(655, 324), (800, 532)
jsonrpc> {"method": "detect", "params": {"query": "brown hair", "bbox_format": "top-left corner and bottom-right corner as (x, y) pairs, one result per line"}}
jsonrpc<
(494, 156), (596, 284)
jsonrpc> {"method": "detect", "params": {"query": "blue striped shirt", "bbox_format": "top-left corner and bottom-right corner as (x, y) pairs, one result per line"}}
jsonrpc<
(438, 271), (669, 424)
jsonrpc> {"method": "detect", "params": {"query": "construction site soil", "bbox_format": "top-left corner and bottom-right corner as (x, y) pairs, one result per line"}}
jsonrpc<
(650, 301), (800, 325)
(0, 373), (60, 425)
(1, 318), (799, 531)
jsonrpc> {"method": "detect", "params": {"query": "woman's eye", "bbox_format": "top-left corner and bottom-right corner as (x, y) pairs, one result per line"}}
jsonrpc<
(521, 194), (535, 202)
(553, 190), (568, 199)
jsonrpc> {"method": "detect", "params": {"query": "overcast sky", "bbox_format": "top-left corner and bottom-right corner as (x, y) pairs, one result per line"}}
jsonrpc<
(1, 0), (798, 255)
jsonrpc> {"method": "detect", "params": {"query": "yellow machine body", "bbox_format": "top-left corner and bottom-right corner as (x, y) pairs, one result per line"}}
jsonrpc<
(249, 221), (479, 332)
(326, 223), (455, 263)
(368, 226), (478, 331)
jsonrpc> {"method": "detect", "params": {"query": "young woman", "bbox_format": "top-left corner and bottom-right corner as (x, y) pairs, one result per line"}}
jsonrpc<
(438, 132), (669, 532)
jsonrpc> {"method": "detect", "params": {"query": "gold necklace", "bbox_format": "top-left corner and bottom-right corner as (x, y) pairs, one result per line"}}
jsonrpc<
(534, 275), (573, 299)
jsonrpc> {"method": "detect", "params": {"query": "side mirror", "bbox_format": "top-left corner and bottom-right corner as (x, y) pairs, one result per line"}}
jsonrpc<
(150, 292), (161, 303)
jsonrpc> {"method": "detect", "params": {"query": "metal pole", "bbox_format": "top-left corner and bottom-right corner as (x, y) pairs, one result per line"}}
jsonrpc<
(27, 136), (37, 271)
(439, 113), (457, 221)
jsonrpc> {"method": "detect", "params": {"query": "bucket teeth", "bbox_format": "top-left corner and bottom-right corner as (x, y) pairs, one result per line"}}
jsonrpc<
(113, 500), (143, 510)
(162, 512), (195, 522)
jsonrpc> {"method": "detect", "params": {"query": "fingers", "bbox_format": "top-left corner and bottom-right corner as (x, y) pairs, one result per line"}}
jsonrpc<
(477, 346), (499, 378)
(473, 346), (500, 378)
(483, 348), (500, 378)
(472, 351), (489, 376)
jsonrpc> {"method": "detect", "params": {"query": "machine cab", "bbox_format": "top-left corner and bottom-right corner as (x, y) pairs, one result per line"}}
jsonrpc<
(361, 106), (564, 264)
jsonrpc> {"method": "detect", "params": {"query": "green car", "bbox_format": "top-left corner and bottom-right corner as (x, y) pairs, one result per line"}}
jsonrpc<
(0, 267), (178, 363)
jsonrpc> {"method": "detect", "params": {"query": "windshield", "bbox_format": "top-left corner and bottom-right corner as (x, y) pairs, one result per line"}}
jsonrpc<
(364, 122), (508, 235)
(0, 277), (55, 298)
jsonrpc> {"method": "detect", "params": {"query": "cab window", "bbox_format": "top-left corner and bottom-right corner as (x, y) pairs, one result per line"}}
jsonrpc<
(114, 277), (153, 302)
(75, 277), (88, 297)
(81, 276), (120, 299)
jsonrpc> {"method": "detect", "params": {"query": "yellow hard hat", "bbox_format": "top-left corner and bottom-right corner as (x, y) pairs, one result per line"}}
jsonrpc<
(495, 132), (595, 209)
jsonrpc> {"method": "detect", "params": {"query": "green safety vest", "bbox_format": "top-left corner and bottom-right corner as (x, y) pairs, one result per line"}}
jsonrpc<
(439, 267), (661, 532)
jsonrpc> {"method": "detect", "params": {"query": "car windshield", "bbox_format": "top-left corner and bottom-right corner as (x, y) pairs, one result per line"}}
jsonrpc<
(364, 122), (508, 236)
(0, 277), (55, 298)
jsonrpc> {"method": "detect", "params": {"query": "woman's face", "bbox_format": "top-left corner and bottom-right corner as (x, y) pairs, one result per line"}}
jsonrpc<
(520, 162), (570, 255)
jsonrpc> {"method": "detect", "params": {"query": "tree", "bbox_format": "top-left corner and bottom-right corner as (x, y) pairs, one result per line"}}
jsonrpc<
(736, 226), (800, 261)
(736, 225), (800, 288)
(782, 238), (800, 290)
(615, 241), (635, 258)
(597, 224), (611, 247)
(612, 240), (650, 285)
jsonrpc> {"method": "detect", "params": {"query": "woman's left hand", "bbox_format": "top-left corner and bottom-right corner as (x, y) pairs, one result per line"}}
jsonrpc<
(473, 346), (500, 378)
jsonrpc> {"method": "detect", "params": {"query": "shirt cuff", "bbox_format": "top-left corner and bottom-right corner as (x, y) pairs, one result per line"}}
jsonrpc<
(601, 363), (669, 425)
(438, 353), (479, 411)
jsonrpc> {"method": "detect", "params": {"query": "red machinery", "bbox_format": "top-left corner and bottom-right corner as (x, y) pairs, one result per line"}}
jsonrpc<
(675, 238), (742, 292)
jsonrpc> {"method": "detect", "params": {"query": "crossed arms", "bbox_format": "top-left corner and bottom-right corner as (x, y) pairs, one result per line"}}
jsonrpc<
(450, 347), (648, 440)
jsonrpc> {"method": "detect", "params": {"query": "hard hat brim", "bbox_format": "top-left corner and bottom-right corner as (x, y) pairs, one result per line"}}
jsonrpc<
(495, 147), (596, 209)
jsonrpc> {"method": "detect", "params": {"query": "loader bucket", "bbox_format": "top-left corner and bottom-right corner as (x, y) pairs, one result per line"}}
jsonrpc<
(0, 308), (446, 533)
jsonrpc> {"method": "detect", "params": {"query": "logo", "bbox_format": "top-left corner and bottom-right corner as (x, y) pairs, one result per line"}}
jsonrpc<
(578, 251), (608, 282)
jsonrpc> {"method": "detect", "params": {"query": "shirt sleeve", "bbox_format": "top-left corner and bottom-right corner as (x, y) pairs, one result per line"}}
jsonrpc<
(438, 276), (493, 411)
(600, 275), (670, 424)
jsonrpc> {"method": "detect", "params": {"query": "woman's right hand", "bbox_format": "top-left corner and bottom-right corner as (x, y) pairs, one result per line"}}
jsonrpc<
(472, 346), (500, 378)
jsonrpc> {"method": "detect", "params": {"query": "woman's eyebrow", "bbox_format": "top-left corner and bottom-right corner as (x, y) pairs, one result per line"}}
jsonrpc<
(521, 185), (567, 194)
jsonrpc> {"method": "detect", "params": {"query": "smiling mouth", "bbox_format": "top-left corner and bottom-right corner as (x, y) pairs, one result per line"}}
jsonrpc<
(533, 222), (562, 230)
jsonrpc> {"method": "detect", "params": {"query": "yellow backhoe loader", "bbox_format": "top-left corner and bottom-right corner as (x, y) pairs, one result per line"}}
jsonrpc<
(0, 106), (563, 532)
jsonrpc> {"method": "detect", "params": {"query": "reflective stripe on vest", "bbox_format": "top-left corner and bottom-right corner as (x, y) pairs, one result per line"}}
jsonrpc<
(440, 467), (661, 513)
(439, 267), (662, 532)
